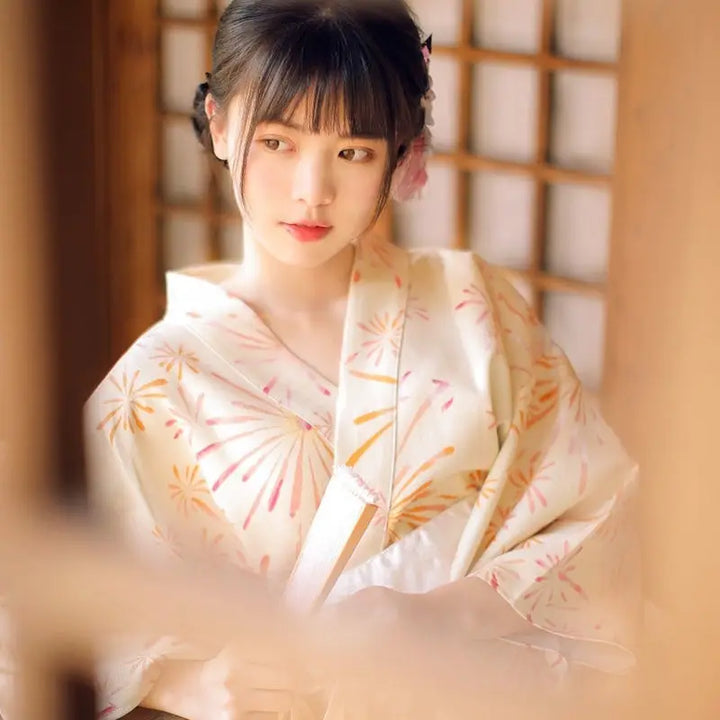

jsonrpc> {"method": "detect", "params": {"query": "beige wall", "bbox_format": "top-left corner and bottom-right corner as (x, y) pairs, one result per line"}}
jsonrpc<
(604, 0), (720, 716)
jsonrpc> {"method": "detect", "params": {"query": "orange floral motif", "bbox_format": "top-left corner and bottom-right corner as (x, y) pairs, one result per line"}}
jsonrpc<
(151, 342), (200, 381)
(97, 370), (168, 445)
(467, 469), (490, 495)
(480, 503), (515, 550)
(516, 533), (545, 550)
(387, 446), (456, 542)
(514, 354), (564, 431)
(168, 464), (220, 519)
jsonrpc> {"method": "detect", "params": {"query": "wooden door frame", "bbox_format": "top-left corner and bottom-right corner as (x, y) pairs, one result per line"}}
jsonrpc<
(98, 0), (160, 363)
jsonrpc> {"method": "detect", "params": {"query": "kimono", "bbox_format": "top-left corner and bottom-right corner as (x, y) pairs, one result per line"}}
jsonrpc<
(83, 236), (639, 719)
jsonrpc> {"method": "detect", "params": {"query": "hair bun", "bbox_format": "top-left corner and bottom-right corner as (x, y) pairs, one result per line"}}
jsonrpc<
(191, 73), (213, 148)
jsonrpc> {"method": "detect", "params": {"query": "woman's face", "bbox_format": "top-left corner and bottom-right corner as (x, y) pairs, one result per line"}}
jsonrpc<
(209, 94), (389, 269)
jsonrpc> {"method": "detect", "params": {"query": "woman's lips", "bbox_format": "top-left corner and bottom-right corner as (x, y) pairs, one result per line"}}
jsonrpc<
(282, 223), (332, 242)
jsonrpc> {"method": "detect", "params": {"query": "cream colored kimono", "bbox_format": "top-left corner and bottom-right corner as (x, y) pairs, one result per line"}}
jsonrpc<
(84, 236), (639, 719)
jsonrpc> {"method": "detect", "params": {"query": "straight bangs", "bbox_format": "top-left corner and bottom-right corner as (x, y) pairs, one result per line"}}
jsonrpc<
(250, 24), (401, 142)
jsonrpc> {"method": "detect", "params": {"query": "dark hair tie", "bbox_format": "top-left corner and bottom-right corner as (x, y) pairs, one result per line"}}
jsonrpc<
(192, 72), (213, 141)
(196, 71), (212, 103)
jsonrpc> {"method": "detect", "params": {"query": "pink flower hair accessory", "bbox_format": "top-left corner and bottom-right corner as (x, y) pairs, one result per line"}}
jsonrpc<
(391, 35), (435, 203)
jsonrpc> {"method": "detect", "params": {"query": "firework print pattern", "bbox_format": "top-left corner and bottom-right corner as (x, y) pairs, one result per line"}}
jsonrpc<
(79, 237), (638, 719)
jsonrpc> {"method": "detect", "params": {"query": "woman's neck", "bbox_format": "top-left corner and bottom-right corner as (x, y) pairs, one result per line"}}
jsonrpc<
(229, 228), (356, 317)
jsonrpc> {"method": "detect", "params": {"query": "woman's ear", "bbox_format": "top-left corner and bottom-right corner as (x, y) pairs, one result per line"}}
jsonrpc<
(205, 94), (229, 162)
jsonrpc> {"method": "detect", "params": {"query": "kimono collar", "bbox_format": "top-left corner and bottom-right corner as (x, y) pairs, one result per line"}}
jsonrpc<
(164, 263), (243, 319)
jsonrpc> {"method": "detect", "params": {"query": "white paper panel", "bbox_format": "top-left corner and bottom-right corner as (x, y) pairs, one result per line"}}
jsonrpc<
(163, 118), (209, 205)
(555, 0), (622, 63)
(427, 56), (460, 153)
(161, 0), (206, 18)
(550, 72), (617, 174)
(545, 184), (610, 283)
(474, 0), (542, 53)
(219, 222), (244, 261)
(163, 215), (211, 271)
(471, 63), (539, 162)
(394, 164), (457, 249)
(469, 172), (535, 270)
(162, 27), (207, 114)
(544, 293), (605, 391)
(408, 0), (463, 45)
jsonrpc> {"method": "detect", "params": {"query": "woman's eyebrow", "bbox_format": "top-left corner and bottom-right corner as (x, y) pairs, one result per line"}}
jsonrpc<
(264, 119), (382, 141)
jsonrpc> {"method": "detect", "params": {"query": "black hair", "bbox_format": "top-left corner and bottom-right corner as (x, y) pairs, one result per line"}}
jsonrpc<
(192, 0), (430, 222)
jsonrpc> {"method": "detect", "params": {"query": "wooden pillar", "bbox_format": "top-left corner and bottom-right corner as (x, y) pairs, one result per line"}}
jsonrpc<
(603, 0), (720, 716)
(0, 3), (52, 509)
(102, 0), (160, 360)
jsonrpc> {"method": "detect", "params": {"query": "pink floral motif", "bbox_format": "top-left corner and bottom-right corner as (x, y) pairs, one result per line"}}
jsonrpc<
(509, 450), (555, 514)
(406, 295), (430, 321)
(455, 283), (493, 325)
(354, 237), (405, 288)
(165, 385), (205, 443)
(522, 540), (588, 622)
(199, 375), (333, 528)
(484, 557), (524, 591)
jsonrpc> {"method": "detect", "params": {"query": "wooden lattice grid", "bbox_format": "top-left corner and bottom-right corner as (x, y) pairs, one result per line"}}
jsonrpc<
(156, 0), (617, 323)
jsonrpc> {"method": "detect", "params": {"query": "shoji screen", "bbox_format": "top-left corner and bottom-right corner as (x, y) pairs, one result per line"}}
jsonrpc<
(400, 0), (621, 394)
(158, 0), (621, 394)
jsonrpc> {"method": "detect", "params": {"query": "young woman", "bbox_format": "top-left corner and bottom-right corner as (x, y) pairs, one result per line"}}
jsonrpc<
(84, 1), (639, 718)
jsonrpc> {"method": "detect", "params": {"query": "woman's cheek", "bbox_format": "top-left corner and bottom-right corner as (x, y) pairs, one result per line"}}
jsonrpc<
(341, 166), (384, 208)
(244, 154), (290, 204)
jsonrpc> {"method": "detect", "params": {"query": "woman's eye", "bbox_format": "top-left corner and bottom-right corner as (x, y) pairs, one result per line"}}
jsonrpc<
(262, 138), (289, 152)
(339, 148), (372, 163)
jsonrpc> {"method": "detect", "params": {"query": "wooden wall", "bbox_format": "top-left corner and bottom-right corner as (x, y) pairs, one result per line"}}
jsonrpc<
(604, 0), (720, 716)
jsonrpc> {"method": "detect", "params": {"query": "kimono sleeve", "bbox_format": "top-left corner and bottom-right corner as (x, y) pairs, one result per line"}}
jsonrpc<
(458, 262), (641, 673)
(83, 360), (221, 720)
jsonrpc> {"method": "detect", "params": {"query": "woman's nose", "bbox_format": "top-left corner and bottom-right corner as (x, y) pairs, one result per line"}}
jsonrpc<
(291, 154), (335, 208)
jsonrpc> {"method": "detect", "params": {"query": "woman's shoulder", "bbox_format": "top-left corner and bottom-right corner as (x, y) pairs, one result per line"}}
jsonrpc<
(405, 246), (521, 294)
(84, 318), (199, 437)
